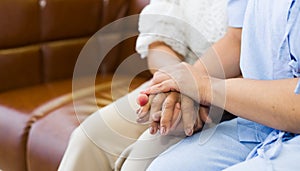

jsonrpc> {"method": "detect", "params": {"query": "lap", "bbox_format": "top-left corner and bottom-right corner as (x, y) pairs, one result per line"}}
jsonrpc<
(78, 81), (149, 158)
(147, 119), (260, 171)
(118, 130), (183, 171)
(59, 81), (150, 171)
(147, 119), (300, 171)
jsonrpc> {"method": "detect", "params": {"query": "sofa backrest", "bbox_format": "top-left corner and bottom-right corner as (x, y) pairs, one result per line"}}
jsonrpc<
(0, 0), (150, 92)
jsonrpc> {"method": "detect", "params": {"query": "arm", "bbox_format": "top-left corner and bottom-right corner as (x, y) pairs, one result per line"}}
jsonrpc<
(138, 42), (205, 136)
(147, 41), (184, 74)
(223, 78), (300, 133)
(138, 29), (241, 136)
(199, 28), (300, 133)
(135, 0), (214, 136)
(148, 28), (300, 134)
(193, 27), (242, 79)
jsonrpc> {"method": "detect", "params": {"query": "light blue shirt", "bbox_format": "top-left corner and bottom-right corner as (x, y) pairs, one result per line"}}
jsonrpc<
(228, 0), (300, 92)
(241, 0), (300, 93)
(228, 0), (300, 159)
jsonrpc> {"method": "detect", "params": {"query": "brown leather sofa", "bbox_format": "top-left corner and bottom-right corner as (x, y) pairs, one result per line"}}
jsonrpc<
(0, 0), (150, 171)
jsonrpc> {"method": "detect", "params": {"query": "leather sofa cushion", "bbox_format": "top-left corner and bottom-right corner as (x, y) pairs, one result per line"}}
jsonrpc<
(26, 75), (147, 171)
(0, 45), (42, 92)
(0, 74), (148, 171)
(40, 0), (102, 41)
(0, 107), (31, 171)
(0, 0), (40, 49)
(42, 38), (89, 82)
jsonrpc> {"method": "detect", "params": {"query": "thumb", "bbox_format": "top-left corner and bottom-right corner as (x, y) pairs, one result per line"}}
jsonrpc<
(137, 93), (149, 106)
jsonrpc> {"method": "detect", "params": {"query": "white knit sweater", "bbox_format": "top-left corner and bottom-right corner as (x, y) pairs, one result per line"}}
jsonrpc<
(136, 0), (228, 64)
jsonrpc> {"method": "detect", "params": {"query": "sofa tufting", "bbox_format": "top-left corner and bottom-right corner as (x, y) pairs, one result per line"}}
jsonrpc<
(0, 0), (150, 171)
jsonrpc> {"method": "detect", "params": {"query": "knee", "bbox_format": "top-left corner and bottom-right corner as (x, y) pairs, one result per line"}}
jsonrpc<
(68, 126), (93, 147)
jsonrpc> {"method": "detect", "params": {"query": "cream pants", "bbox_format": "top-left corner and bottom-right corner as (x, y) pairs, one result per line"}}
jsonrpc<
(58, 82), (182, 171)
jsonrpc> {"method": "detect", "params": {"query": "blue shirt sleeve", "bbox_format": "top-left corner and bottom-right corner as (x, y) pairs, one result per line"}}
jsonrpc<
(227, 0), (249, 27)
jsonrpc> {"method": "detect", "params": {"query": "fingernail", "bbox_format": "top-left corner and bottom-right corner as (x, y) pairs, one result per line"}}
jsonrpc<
(136, 118), (144, 123)
(176, 102), (180, 109)
(160, 127), (166, 135)
(185, 128), (193, 136)
(152, 113), (160, 121)
(136, 108), (141, 115)
(137, 112), (146, 118)
(137, 108), (144, 117)
(149, 127), (154, 134)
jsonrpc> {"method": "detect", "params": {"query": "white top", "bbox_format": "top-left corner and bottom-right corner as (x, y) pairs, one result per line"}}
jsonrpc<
(136, 0), (228, 64)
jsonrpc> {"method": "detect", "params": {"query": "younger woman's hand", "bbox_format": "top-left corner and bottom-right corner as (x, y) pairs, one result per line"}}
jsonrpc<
(145, 62), (213, 105)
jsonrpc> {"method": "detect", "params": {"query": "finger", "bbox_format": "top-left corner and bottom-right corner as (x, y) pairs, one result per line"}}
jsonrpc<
(151, 111), (162, 122)
(136, 95), (154, 124)
(193, 114), (203, 133)
(199, 105), (212, 124)
(136, 94), (154, 119)
(160, 92), (180, 135)
(170, 102), (182, 131)
(181, 96), (197, 136)
(146, 80), (179, 95)
(137, 93), (149, 106)
(149, 121), (159, 135)
(136, 113), (150, 124)
(149, 111), (162, 135)
(149, 93), (168, 117)
(150, 71), (171, 86)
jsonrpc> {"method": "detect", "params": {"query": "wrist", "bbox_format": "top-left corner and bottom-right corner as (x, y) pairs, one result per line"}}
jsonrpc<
(206, 77), (226, 108)
(147, 44), (183, 74)
(193, 59), (209, 76)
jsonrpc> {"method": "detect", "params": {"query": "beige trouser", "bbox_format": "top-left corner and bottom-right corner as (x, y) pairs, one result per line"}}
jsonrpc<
(58, 82), (183, 171)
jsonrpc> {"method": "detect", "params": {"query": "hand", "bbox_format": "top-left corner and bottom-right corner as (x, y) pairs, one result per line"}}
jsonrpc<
(157, 94), (211, 136)
(136, 92), (181, 135)
(136, 91), (212, 136)
(145, 62), (213, 105)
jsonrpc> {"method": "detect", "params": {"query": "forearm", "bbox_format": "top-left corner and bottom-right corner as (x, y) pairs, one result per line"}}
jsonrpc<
(147, 42), (184, 74)
(213, 78), (300, 133)
(193, 28), (242, 79)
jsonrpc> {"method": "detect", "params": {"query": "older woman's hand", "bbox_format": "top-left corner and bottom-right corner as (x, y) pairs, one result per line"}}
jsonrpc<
(136, 91), (211, 136)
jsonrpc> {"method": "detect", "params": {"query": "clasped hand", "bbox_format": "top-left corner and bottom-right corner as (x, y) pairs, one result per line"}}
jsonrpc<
(136, 62), (213, 136)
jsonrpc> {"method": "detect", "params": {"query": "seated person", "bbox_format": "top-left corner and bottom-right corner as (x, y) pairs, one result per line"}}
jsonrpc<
(58, 0), (228, 170)
(137, 0), (300, 170)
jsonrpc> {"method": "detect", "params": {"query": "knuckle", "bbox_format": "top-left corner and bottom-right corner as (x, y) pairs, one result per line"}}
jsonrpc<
(148, 95), (155, 102)
(163, 101), (175, 109)
(161, 111), (172, 120)
(157, 83), (165, 89)
(182, 95), (193, 102)
(152, 72), (160, 79)
(181, 105), (194, 113)
(152, 94), (166, 103)
(151, 97), (159, 104)
(160, 119), (171, 126)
